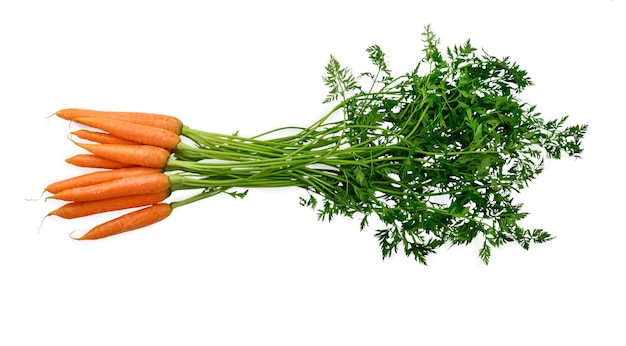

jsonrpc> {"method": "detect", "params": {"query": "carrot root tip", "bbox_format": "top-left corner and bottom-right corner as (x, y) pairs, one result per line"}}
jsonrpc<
(37, 215), (49, 234)
(69, 229), (87, 240)
(25, 189), (46, 201)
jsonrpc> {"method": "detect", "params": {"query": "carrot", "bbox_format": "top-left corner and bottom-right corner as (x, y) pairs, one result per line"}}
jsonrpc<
(46, 167), (162, 194)
(71, 129), (140, 145)
(66, 154), (136, 169)
(76, 203), (172, 240)
(73, 142), (171, 168)
(56, 108), (183, 135)
(73, 117), (180, 150)
(49, 172), (171, 202)
(49, 192), (170, 219)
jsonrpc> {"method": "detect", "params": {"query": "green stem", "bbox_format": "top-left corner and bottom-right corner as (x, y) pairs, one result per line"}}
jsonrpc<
(169, 187), (230, 209)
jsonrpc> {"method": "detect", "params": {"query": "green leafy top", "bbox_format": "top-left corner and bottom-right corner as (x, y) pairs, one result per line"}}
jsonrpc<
(311, 25), (587, 264)
(174, 25), (586, 264)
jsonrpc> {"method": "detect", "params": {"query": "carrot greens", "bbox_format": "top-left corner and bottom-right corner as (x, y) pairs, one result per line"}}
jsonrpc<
(46, 26), (586, 264)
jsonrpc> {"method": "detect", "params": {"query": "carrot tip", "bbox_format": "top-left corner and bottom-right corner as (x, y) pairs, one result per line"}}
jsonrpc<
(69, 229), (87, 240)
(67, 133), (80, 145)
(25, 189), (46, 201)
(37, 214), (49, 234)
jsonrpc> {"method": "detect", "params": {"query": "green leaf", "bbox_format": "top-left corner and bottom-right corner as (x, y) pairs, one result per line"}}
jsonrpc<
(225, 190), (248, 199)
(322, 54), (358, 104)
(365, 44), (391, 77)
(479, 241), (491, 265)
(354, 166), (366, 186)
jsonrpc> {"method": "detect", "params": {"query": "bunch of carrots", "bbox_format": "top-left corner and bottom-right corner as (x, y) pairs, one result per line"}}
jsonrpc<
(46, 107), (316, 240)
(46, 109), (186, 239)
(43, 30), (587, 264)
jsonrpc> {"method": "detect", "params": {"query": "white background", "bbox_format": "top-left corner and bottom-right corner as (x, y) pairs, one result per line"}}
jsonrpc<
(1, 1), (624, 345)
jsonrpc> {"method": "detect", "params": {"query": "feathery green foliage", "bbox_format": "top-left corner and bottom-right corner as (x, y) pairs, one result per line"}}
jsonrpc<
(174, 25), (587, 264)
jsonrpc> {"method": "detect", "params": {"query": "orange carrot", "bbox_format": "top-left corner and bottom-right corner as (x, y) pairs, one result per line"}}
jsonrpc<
(50, 172), (171, 202)
(73, 117), (180, 150)
(71, 129), (141, 145)
(73, 142), (171, 168)
(56, 108), (183, 135)
(49, 192), (170, 219)
(46, 167), (162, 194)
(76, 203), (172, 240)
(66, 154), (136, 169)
